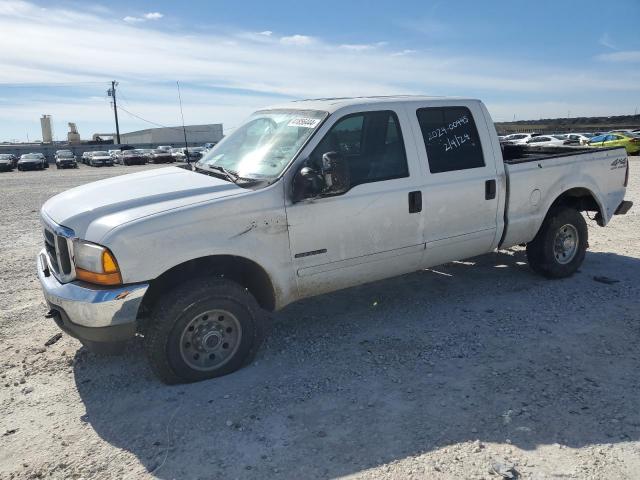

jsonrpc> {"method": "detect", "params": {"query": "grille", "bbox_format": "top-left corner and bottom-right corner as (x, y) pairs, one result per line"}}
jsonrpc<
(43, 228), (72, 277)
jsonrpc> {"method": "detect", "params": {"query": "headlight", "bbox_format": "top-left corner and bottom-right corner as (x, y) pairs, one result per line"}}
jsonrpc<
(73, 240), (122, 286)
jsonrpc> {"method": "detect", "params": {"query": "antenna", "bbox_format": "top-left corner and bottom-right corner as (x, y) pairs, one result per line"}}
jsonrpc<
(176, 81), (190, 166)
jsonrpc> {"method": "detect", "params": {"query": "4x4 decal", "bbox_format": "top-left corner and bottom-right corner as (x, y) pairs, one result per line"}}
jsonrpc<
(611, 158), (627, 170)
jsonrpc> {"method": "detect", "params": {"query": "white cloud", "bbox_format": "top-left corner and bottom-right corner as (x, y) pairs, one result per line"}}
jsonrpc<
(123, 11), (164, 23)
(391, 49), (417, 57)
(596, 50), (640, 63)
(123, 15), (144, 23)
(0, 1), (638, 140)
(280, 34), (315, 46)
(340, 44), (375, 51)
(258, 30), (273, 36)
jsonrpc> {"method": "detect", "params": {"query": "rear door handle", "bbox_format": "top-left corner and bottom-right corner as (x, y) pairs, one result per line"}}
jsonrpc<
(485, 179), (496, 200)
(408, 191), (422, 213)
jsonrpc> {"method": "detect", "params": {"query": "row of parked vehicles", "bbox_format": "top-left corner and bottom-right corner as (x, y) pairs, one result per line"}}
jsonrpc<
(499, 128), (640, 155)
(0, 144), (213, 172)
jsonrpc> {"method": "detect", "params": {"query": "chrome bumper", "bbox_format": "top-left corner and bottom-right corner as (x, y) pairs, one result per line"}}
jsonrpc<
(37, 249), (148, 329)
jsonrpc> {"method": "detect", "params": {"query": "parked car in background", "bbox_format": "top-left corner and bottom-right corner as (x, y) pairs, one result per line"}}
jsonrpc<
(502, 133), (537, 144)
(35, 152), (49, 168)
(18, 153), (46, 171)
(55, 151), (78, 169)
(149, 149), (174, 164)
(588, 133), (640, 155)
(562, 134), (592, 145)
(171, 147), (186, 162)
(203, 142), (217, 151)
(525, 135), (566, 147)
(186, 146), (205, 161)
(0, 154), (16, 171)
(156, 145), (173, 152)
(138, 149), (154, 161)
(81, 152), (93, 165)
(121, 149), (147, 166)
(88, 151), (114, 167)
(108, 149), (120, 159)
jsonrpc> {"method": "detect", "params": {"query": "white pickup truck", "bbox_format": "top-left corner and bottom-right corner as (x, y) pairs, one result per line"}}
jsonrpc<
(37, 96), (632, 384)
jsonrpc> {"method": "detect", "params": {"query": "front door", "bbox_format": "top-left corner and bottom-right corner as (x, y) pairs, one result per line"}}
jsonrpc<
(285, 109), (426, 298)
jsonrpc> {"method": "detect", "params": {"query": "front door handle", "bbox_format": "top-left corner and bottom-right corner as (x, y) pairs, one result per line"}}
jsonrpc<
(485, 179), (496, 200)
(408, 191), (422, 213)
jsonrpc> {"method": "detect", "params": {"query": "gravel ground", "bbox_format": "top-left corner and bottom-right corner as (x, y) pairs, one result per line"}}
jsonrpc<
(0, 160), (639, 480)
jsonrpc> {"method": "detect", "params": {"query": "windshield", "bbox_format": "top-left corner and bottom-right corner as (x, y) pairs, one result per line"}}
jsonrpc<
(0, 155), (12, 159)
(198, 109), (327, 179)
(23, 154), (40, 159)
(93, 151), (108, 156)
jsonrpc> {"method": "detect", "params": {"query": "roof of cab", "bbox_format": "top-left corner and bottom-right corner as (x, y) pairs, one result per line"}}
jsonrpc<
(265, 95), (480, 113)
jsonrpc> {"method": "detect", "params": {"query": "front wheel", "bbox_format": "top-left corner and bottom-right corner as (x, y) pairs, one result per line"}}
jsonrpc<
(526, 207), (588, 278)
(144, 279), (267, 384)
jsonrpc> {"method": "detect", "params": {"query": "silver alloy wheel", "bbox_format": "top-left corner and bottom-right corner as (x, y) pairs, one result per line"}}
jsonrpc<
(553, 223), (579, 265)
(179, 309), (242, 371)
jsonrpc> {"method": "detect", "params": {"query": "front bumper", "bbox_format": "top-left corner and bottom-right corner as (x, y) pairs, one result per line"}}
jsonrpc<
(57, 161), (77, 168)
(37, 249), (148, 345)
(19, 162), (42, 170)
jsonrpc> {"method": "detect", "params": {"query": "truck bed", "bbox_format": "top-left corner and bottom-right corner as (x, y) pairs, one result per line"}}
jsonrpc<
(501, 143), (620, 164)
(499, 144), (628, 248)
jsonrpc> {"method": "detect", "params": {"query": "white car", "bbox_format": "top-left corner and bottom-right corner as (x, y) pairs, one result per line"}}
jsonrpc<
(171, 147), (186, 161)
(36, 96), (632, 384)
(525, 135), (566, 147)
(502, 133), (537, 144)
(562, 134), (592, 145)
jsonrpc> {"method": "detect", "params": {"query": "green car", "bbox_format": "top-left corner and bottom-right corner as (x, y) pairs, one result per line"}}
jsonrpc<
(587, 133), (640, 155)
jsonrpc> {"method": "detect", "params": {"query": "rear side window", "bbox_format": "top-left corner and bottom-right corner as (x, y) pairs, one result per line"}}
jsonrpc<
(416, 107), (485, 173)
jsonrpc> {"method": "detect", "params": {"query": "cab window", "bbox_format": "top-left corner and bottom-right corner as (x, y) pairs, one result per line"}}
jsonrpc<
(416, 106), (485, 173)
(309, 110), (409, 187)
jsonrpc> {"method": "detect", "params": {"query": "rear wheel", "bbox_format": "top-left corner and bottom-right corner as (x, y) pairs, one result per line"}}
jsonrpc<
(144, 278), (267, 384)
(526, 207), (588, 278)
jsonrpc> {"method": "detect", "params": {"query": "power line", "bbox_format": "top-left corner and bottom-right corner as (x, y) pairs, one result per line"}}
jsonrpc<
(0, 82), (107, 88)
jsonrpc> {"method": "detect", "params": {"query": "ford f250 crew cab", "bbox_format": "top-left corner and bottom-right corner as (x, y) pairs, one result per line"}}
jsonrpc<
(36, 96), (632, 384)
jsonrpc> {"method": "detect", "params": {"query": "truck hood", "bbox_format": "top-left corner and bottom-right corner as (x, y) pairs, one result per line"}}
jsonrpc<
(42, 167), (246, 241)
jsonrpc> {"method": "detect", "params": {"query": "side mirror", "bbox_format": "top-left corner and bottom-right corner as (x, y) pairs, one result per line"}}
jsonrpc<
(320, 151), (350, 195)
(292, 152), (351, 202)
(293, 165), (324, 202)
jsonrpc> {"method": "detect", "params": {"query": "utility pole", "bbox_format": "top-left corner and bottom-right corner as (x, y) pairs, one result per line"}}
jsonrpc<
(177, 81), (190, 166)
(107, 81), (121, 144)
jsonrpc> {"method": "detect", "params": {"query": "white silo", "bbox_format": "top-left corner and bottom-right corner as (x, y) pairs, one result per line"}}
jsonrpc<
(40, 115), (53, 143)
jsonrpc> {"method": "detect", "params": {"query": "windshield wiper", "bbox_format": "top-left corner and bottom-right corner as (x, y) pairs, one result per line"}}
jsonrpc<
(196, 164), (239, 184)
(208, 165), (239, 184)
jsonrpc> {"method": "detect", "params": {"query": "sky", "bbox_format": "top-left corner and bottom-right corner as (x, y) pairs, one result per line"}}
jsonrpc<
(0, 0), (639, 142)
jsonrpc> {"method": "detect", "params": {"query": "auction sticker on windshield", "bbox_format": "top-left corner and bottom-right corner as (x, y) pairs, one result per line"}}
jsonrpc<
(287, 118), (321, 128)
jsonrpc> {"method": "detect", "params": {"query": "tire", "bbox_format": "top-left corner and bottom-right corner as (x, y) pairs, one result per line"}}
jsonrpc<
(526, 207), (588, 279)
(144, 278), (267, 384)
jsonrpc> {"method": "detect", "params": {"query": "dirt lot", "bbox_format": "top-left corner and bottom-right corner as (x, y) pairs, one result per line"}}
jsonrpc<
(1, 161), (639, 480)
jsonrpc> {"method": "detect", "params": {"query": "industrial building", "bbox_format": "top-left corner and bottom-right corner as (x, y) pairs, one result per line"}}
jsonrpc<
(120, 124), (223, 145)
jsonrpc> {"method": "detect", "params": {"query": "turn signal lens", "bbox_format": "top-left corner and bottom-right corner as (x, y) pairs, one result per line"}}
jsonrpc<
(102, 250), (119, 274)
(76, 268), (122, 286)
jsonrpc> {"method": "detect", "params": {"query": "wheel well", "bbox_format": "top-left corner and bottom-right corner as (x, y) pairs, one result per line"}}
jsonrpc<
(548, 188), (603, 225)
(139, 255), (276, 319)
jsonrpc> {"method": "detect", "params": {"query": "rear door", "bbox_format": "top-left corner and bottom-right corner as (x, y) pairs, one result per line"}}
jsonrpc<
(410, 102), (502, 266)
